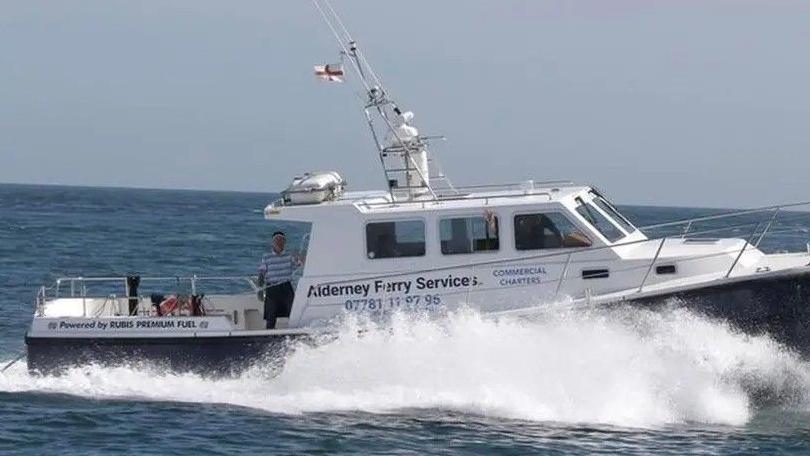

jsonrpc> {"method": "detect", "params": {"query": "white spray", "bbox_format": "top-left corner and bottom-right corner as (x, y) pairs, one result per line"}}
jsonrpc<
(1, 305), (809, 428)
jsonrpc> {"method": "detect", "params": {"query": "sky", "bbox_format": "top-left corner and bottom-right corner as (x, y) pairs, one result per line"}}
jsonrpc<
(1, 0), (809, 208)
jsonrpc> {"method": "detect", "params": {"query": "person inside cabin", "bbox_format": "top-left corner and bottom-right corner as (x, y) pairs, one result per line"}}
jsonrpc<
(516, 215), (559, 249)
(258, 231), (298, 329)
(514, 216), (535, 249)
(376, 232), (397, 258)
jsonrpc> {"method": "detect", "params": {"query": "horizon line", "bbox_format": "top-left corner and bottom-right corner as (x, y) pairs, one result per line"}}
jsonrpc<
(0, 180), (743, 212)
(0, 180), (279, 196)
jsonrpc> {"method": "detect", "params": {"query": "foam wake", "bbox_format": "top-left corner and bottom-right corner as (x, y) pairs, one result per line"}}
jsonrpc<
(1, 305), (809, 427)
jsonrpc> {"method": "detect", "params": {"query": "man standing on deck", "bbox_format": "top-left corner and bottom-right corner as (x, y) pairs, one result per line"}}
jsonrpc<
(258, 231), (297, 329)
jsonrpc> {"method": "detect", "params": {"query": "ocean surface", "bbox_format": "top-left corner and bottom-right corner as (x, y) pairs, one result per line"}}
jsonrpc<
(2, 183), (810, 455)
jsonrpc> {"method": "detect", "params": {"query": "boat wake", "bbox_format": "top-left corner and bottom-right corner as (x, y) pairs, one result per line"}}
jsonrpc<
(1, 304), (809, 428)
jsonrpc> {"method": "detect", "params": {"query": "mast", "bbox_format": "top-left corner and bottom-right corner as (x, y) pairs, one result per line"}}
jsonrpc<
(311, 0), (455, 201)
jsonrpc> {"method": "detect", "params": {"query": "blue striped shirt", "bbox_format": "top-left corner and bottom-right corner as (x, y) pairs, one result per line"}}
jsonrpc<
(259, 250), (294, 286)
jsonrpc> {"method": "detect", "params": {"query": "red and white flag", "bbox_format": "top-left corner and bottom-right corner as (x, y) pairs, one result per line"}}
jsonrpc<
(314, 63), (345, 82)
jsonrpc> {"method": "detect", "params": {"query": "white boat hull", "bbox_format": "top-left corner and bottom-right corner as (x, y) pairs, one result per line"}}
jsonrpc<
(25, 267), (810, 375)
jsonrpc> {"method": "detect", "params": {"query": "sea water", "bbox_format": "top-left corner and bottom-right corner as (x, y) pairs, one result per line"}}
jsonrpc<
(2, 183), (810, 455)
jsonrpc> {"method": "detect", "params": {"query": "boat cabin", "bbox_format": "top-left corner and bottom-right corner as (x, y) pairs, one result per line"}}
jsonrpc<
(269, 180), (647, 276)
(266, 178), (760, 327)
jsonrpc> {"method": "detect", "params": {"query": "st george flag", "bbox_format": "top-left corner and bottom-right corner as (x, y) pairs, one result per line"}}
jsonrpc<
(314, 63), (345, 82)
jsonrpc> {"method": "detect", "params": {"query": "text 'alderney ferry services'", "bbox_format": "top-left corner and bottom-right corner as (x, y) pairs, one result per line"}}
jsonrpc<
(24, 1), (810, 375)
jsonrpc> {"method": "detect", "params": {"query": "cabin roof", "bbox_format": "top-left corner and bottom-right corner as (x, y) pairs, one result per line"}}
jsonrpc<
(265, 181), (592, 219)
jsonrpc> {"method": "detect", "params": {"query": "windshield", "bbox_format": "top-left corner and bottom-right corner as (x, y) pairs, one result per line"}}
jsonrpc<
(590, 193), (637, 234)
(575, 197), (626, 243)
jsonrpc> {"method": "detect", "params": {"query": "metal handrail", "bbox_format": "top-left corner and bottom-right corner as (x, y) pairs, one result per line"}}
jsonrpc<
(638, 238), (666, 292)
(725, 222), (764, 278)
(640, 201), (810, 231)
(44, 275), (256, 301)
(449, 179), (575, 192)
(54, 275), (252, 282)
(358, 190), (555, 209)
(554, 253), (573, 299)
(755, 208), (781, 248)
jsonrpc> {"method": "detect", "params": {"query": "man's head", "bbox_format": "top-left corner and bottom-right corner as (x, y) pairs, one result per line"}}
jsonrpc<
(271, 231), (286, 253)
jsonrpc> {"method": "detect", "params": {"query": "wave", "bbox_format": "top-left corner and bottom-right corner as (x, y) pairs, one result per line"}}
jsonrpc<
(1, 305), (809, 428)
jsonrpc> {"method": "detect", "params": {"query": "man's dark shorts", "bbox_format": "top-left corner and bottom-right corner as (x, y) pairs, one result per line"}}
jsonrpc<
(264, 281), (294, 329)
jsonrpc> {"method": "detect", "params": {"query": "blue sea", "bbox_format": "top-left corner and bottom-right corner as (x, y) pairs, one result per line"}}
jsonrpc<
(2, 183), (810, 455)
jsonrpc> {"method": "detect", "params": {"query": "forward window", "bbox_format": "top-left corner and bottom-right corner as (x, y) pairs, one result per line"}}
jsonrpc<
(514, 213), (592, 250)
(590, 192), (636, 234)
(575, 198), (625, 243)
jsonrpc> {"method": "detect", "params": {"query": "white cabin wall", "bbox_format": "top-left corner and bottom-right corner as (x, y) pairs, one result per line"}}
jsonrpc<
(301, 205), (368, 276)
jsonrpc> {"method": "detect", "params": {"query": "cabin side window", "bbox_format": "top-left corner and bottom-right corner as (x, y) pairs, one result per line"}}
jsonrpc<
(440, 214), (499, 255)
(514, 212), (592, 250)
(366, 220), (426, 259)
(574, 197), (625, 243)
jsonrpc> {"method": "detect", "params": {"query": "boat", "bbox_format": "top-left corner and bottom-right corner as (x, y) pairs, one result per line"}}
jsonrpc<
(25, 2), (810, 375)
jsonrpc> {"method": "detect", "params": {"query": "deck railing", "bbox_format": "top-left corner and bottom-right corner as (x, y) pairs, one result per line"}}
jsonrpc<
(37, 201), (810, 319)
(36, 276), (256, 317)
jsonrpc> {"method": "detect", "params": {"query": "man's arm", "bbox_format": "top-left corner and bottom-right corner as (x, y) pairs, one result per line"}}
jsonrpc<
(291, 253), (305, 268)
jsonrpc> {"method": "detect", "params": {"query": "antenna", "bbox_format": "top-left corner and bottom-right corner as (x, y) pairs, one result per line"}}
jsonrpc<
(311, 0), (456, 201)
